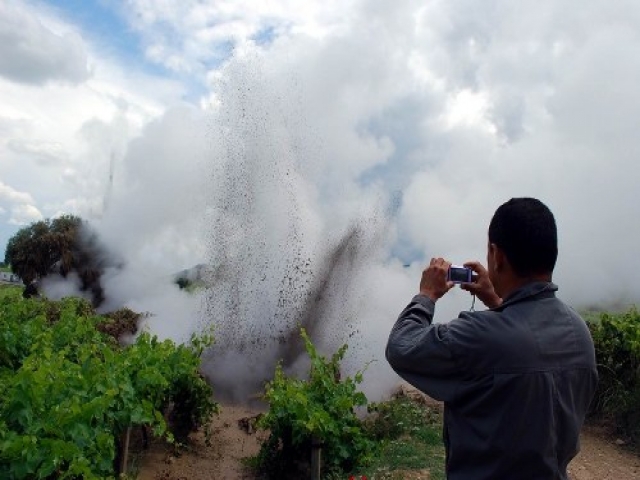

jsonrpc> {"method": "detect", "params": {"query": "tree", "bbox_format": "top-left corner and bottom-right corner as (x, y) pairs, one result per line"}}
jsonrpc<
(4, 215), (118, 306)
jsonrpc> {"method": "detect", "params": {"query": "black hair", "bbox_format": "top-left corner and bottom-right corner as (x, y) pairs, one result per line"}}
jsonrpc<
(488, 197), (558, 277)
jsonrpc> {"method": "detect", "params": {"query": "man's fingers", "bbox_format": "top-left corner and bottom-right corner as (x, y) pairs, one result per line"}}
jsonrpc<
(460, 282), (478, 292)
(463, 260), (485, 273)
(428, 257), (450, 272)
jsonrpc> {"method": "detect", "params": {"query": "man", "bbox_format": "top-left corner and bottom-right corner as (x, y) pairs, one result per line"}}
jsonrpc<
(386, 198), (597, 480)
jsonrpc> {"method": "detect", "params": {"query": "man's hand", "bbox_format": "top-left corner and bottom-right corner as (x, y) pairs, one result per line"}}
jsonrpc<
(460, 261), (502, 308)
(420, 257), (454, 302)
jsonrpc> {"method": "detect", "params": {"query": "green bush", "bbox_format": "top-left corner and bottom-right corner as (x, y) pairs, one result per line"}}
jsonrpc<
(0, 292), (217, 479)
(588, 307), (640, 444)
(257, 329), (374, 478)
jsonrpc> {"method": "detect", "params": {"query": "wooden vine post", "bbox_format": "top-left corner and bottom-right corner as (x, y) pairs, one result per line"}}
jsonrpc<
(120, 426), (132, 475)
(311, 436), (323, 480)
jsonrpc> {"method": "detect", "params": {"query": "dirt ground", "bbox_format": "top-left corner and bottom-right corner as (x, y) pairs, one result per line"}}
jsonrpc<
(135, 404), (640, 480)
(568, 425), (640, 480)
(135, 404), (267, 480)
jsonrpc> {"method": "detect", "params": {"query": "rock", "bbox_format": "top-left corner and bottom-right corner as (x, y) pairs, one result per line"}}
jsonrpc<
(237, 414), (262, 434)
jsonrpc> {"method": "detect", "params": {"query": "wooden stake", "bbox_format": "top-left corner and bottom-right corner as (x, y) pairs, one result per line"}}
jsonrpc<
(311, 436), (322, 480)
(120, 426), (132, 475)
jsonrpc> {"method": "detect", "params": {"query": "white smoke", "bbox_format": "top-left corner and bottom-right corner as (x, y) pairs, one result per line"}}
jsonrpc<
(81, 106), (211, 344)
(28, 0), (640, 403)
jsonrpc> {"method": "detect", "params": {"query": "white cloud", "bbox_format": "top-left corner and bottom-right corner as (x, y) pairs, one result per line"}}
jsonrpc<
(6, 139), (66, 166)
(0, 1), (188, 251)
(386, 0), (640, 308)
(441, 89), (495, 133)
(8, 204), (43, 226)
(0, 181), (35, 206)
(120, 0), (357, 75)
(0, 181), (42, 226)
(0, 1), (90, 85)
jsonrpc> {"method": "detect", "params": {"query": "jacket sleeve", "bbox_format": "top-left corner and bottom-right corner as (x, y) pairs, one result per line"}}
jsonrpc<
(385, 294), (466, 402)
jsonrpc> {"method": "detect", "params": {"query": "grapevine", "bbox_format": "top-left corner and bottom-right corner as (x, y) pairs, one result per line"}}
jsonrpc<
(257, 328), (373, 478)
(0, 287), (217, 479)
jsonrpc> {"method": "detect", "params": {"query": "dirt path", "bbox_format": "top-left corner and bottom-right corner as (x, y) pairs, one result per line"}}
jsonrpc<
(568, 426), (640, 480)
(135, 404), (267, 480)
(136, 406), (640, 480)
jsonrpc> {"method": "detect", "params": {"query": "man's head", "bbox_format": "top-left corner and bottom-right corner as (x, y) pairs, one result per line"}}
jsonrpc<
(487, 198), (557, 293)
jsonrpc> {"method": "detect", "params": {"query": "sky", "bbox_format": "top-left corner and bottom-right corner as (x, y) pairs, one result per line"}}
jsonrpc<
(2, 0), (640, 395)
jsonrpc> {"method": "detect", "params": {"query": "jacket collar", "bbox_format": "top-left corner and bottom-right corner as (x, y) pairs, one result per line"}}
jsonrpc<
(492, 281), (558, 311)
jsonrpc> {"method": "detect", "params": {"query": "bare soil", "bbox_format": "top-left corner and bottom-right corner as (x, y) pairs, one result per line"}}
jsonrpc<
(135, 404), (267, 480)
(135, 404), (640, 480)
(568, 425), (640, 480)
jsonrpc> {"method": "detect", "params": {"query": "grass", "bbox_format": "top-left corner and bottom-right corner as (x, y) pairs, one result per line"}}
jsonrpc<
(354, 394), (446, 480)
(0, 284), (21, 300)
(248, 393), (445, 480)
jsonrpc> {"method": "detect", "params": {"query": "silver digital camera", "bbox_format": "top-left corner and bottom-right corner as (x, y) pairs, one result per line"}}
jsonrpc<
(447, 265), (475, 284)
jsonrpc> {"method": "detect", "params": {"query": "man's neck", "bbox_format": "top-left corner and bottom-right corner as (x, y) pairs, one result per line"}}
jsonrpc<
(499, 273), (552, 301)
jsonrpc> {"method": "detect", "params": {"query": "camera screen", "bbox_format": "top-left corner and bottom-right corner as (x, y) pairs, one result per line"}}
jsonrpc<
(449, 267), (471, 283)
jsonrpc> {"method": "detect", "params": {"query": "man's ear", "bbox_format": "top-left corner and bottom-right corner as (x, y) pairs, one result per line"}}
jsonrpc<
(490, 243), (505, 272)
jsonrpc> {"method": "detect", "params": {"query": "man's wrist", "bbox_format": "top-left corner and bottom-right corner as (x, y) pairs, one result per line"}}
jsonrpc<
(419, 289), (439, 303)
(412, 293), (436, 314)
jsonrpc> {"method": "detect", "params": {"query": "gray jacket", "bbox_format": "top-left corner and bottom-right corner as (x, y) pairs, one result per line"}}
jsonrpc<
(386, 282), (597, 480)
